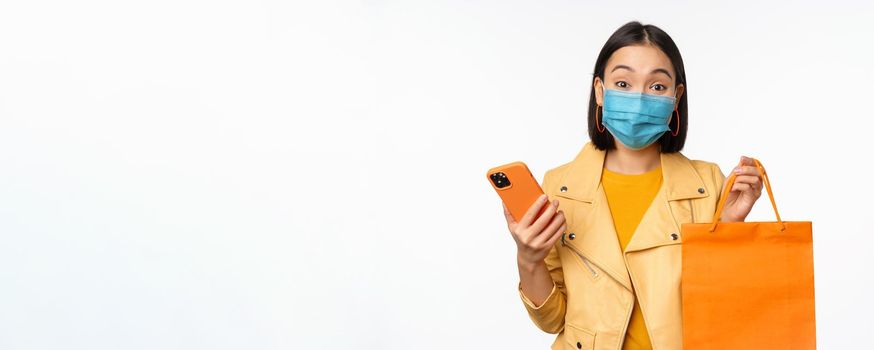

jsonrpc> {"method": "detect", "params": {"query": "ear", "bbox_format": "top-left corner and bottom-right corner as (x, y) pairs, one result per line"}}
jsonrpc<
(593, 77), (604, 106)
(674, 83), (685, 109)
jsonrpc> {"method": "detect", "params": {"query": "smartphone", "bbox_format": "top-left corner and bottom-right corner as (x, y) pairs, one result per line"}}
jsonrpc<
(486, 161), (549, 222)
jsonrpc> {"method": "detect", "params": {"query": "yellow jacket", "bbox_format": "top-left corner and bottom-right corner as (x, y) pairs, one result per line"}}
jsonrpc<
(519, 141), (726, 350)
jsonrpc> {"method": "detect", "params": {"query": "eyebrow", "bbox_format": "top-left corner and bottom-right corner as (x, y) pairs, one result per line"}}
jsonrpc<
(611, 65), (673, 79)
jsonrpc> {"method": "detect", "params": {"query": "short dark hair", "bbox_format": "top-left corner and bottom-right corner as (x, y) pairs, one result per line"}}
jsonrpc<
(588, 21), (688, 153)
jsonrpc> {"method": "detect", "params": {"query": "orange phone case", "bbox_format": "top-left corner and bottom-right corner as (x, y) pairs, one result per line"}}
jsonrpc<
(486, 161), (548, 222)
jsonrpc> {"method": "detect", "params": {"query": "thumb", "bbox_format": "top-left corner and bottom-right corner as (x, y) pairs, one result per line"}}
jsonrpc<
(502, 202), (517, 225)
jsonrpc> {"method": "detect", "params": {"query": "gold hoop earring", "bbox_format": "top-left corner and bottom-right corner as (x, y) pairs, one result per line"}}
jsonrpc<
(596, 105), (605, 133)
(670, 108), (680, 137)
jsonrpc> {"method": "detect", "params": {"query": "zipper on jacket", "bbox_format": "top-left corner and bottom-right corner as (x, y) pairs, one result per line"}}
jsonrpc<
(561, 234), (598, 277)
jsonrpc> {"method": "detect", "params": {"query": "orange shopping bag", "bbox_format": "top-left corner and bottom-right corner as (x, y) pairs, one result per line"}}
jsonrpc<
(680, 158), (816, 349)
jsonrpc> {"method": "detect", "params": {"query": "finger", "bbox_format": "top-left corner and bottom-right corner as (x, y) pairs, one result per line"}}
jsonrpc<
(518, 194), (548, 228)
(732, 174), (759, 185)
(732, 165), (760, 176)
(731, 181), (756, 193)
(529, 199), (559, 235)
(739, 155), (756, 166)
(733, 174), (761, 192)
(542, 222), (566, 248)
(534, 210), (565, 246)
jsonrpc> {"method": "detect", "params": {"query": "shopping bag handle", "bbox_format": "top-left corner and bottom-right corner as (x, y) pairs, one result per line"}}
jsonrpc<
(709, 157), (785, 232)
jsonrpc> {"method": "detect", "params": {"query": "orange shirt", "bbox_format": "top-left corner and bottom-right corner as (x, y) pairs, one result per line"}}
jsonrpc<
(601, 165), (663, 350)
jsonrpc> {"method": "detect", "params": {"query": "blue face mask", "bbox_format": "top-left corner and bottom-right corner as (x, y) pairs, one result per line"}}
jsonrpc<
(601, 88), (677, 150)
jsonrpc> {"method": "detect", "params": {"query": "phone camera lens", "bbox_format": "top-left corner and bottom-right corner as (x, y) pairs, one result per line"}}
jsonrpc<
(490, 172), (511, 189)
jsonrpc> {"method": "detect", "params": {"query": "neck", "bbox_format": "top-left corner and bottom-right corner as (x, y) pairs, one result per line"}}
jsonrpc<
(604, 142), (661, 175)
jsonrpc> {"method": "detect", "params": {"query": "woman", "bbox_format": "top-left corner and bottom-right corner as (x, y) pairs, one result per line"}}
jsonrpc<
(502, 21), (764, 350)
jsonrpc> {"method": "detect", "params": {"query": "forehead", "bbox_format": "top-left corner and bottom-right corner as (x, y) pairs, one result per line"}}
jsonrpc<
(605, 44), (674, 77)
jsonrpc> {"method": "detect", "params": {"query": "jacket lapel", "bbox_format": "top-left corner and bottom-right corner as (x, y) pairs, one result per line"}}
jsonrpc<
(553, 142), (711, 291)
(625, 149), (710, 252)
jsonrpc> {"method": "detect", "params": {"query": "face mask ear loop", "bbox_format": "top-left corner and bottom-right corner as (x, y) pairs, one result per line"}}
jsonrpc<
(596, 105), (605, 133)
(670, 108), (680, 137)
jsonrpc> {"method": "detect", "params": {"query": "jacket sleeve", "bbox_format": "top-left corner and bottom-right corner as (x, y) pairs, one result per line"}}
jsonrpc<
(517, 169), (567, 334)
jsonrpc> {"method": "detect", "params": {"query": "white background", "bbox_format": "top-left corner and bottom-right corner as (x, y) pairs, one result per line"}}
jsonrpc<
(1, 0), (872, 349)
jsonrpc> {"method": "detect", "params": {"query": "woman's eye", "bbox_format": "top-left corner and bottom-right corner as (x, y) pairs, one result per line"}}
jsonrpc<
(651, 84), (666, 91)
(615, 81), (628, 88)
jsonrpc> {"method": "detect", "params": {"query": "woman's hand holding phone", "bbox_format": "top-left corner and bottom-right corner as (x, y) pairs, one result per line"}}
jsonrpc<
(503, 194), (566, 307)
(487, 161), (565, 306)
(503, 194), (566, 266)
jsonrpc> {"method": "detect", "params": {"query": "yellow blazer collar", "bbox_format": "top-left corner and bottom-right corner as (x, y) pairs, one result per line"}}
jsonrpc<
(555, 141), (708, 203)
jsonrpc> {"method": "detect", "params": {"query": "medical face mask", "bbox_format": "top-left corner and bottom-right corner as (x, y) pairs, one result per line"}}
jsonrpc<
(600, 88), (677, 150)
